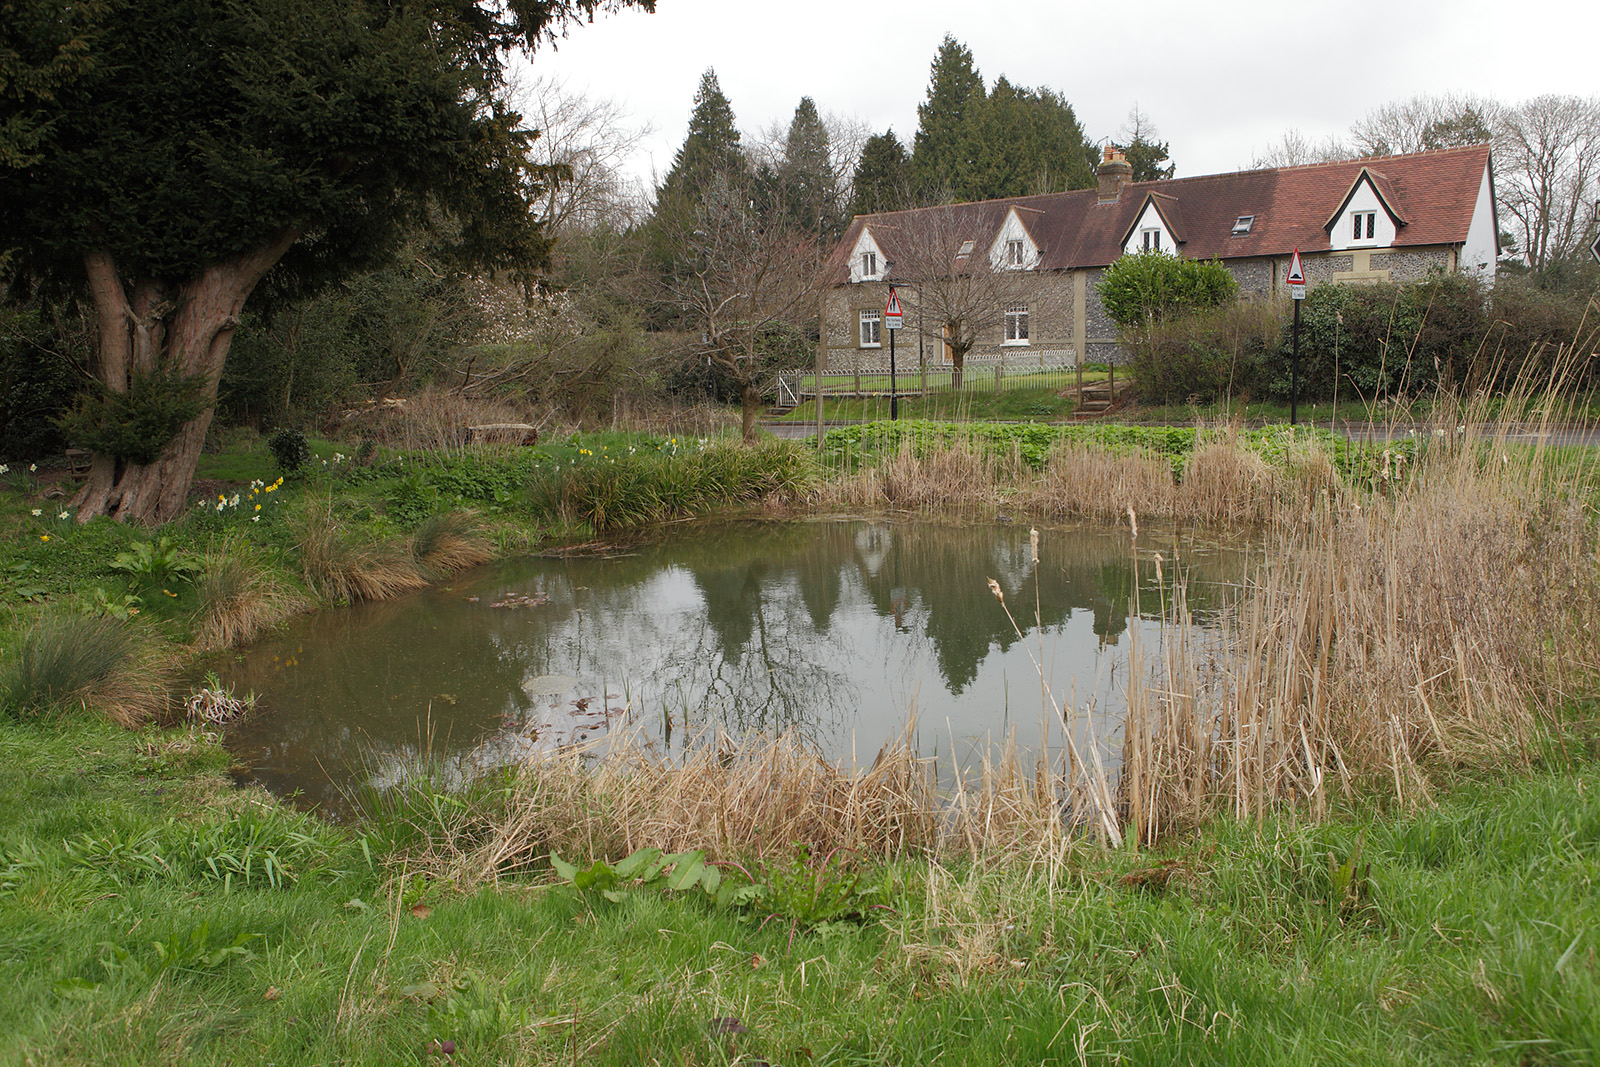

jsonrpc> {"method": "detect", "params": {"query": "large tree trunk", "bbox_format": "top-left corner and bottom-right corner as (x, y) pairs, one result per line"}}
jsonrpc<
(73, 230), (298, 525)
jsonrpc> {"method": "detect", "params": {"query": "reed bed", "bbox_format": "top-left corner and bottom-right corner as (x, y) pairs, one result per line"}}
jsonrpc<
(1121, 386), (1600, 844)
(378, 720), (1134, 887)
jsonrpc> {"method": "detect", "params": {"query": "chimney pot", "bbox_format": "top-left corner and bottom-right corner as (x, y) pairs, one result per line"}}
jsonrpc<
(1097, 146), (1132, 202)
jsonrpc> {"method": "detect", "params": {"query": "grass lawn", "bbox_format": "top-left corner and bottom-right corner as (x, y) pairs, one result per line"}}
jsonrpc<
(1, 713), (1597, 1065)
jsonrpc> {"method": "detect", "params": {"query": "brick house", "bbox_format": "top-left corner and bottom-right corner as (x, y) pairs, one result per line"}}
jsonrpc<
(819, 143), (1498, 372)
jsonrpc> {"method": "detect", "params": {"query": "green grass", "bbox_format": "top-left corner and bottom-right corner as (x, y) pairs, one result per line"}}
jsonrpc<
(1, 711), (1597, 1064)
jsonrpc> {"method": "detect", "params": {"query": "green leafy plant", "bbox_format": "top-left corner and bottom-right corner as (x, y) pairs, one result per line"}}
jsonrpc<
(550, 848), (764, 910)
(268, 428), (312, 474)
(89, 586), (142, 620)
(755, 845), (892, 930)
(109, 536), (201, 590)
(1, 560), (50, 602)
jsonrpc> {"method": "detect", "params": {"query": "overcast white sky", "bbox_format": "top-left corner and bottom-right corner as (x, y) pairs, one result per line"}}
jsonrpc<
(524, 0), (1599, 195)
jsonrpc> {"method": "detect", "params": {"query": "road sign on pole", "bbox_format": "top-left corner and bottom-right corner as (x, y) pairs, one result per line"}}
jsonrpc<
(884, 286), (904, 329)
(1288, 250), (1304, 425)
(886, 286), (900, 420)
(1591, 231), (1600, 266)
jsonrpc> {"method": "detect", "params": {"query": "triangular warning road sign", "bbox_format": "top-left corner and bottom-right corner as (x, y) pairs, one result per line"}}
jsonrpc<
(885, 287), (903, 317)
(1286, 249), (1306, 286)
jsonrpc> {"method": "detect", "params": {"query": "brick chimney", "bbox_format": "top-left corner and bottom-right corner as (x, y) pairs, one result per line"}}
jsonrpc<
(1097, 145), (1132, 202)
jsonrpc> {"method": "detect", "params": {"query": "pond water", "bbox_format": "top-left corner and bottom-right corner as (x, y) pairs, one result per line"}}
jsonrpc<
(223, 519), (1246, 813)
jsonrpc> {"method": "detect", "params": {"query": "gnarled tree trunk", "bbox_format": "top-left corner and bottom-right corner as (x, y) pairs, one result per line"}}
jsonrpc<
(72, 229), (299, 525)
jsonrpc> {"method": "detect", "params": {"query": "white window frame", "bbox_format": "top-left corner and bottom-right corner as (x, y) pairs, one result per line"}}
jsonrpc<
(1352, 211), (1376, 241)
(1003, 303), (1030, 345)
(1006, 239), (1025, 267)
(1142, 228), (1162, 252)
(859, 309), (882, 348)
(860, 250), (878, 278)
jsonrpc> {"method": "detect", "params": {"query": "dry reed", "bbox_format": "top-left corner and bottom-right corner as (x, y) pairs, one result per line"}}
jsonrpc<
(410, 514), (495, 579)
(1119, 378), (1600, 843)
(192, 537), (307, 650)
(295, 497), (429, 604)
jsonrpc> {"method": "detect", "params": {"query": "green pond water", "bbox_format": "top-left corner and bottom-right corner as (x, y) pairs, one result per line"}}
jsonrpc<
(223, 519), (1245, 813)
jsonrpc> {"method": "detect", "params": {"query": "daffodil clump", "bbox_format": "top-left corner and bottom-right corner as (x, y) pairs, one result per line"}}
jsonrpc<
(191, 476), (286, 530)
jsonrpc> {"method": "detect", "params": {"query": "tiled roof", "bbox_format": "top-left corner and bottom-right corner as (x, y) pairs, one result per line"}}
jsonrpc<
(824, 144), (1491, 285)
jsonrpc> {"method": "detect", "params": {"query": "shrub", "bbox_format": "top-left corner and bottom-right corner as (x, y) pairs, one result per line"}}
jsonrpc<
(0, 614), (134, 718)
(1127, 301), (1283, 404)
(1097, 251), (1239, 329)
(268, 428), (312, 474)
(1485, 281), (1600, 387)
(57, 367), (210, 464)
(1258, 274), (1489, 402)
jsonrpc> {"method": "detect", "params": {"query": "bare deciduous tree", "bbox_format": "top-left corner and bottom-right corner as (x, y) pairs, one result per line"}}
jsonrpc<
(1247, 128), (1353, 170)
(514, 75), (652, 232)
(1348, 93), (1498, 157)
(659, 170), (824, 441)
(1495, 94), (1600, 273)
(873, 207), (1032, 388)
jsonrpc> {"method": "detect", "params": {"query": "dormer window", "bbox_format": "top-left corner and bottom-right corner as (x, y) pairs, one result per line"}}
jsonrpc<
(860, 251), (878, 278)
(1006, 239), (1025, 267)
(1232, 215), (1255, 236)
(1353, 211), (1375, 240)
(1142, 228), (1162, 252)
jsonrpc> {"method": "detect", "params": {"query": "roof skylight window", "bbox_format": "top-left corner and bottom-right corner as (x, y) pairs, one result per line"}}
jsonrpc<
(956, 239), (975, 257)
(1231, 215), (1255, 236)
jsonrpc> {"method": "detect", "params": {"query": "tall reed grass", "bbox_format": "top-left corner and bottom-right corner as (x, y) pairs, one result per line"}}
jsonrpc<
(1119, 381), (1600, 843)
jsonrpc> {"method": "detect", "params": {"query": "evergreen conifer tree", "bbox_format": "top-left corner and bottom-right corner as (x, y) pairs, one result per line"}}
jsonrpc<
(656, 68), (746, 209)
(910, 35), (985, 200)
(848, 130), (910, 217)
(779, 96), (840, 238)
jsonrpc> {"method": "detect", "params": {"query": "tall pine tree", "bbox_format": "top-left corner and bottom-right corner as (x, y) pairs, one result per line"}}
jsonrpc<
(910, 35), (985, 201)
(779, 96), (840, 238)
(656, 68), (745, 210)
(966, 79), (1093, 199)
(849, 130), (910, 216)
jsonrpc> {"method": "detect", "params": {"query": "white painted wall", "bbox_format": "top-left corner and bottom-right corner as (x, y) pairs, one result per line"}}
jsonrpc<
(1328, 178), (1397, 251)
(1461, 163), (1499, 283)
(1120, 200), (1176, 257)
(987, 208), (1040, 270)
(848, 227), (887, 283)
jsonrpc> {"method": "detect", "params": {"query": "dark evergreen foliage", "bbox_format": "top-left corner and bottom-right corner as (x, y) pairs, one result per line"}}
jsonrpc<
(848, 131), (911, 217)
(779, 97), (841, 239)
(910, 35), (985, 199)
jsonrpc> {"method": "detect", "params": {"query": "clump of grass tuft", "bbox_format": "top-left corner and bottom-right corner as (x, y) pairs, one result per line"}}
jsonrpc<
(0, 613), (163, 726)
(192, 536), (307, 651)
(537, 440), (816, 532)
(410, 513), (494, 579)
(294, 497), (428, 604)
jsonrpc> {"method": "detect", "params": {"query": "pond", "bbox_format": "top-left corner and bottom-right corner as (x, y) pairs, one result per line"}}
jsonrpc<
(223, 519), (1246, 813)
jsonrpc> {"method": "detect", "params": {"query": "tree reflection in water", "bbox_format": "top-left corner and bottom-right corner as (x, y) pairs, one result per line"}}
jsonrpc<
(224, 519), (1245, 813)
